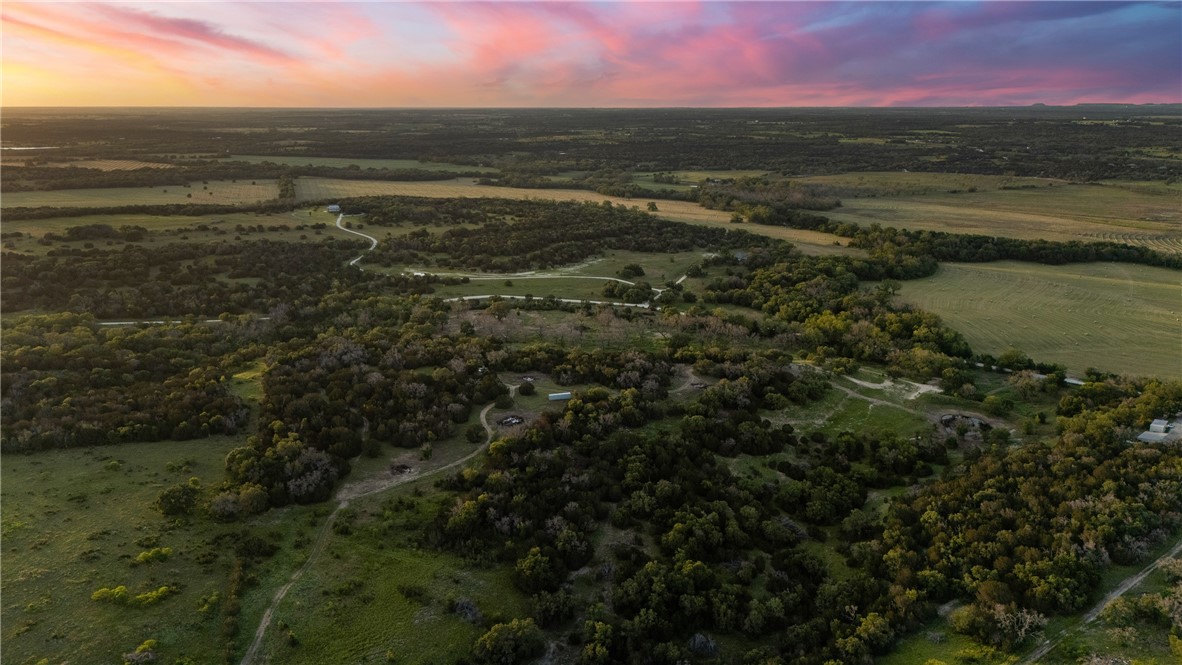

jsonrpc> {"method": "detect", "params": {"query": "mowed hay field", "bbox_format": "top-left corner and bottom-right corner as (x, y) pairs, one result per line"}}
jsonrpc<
(895, 261), (1182, 379)
(295, 177), (863, 256)
(1, 180), (279, 208)
(825, 181), (1182, 253)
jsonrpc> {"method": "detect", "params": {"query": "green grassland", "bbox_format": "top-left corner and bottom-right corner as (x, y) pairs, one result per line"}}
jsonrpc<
(0, 436), (279, 665)
(1, 180), (281, 209)
(825, 180), (1182, 253)
(221, 154), (495, 172)
(895, 261), (1182, 379)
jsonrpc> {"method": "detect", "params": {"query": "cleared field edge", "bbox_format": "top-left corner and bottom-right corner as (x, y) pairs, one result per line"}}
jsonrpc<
(895, 261), (1182, 380)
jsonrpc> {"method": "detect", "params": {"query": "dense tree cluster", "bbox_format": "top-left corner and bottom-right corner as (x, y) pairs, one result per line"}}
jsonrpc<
(431, 351), (955, 663)
(368, 199), (769, 273)
(867, 380), (1182, 649)
(0, 314), (249, 451)
(2, 238), (371, 317)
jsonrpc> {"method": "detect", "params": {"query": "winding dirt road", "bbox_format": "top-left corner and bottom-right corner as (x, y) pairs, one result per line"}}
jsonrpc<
(238, 386), (515, 665)
(334, 213), (377, 267)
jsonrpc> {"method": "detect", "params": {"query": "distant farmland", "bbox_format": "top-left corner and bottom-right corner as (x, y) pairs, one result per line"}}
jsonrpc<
(825, 180), (1182, 253)
(895, 261), (1182, 379)
(1, 180), (280, 208)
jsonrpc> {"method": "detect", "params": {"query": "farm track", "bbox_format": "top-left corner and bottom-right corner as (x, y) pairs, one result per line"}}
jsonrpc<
(238, 387), (517, 665)
(1019, 536), (1182, 664)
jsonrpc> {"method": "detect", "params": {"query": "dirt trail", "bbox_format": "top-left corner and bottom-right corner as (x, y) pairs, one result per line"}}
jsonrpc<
(334, 213), (377, 267)
(1019, 536), (1182, 664)
(238, 387), (514, 664)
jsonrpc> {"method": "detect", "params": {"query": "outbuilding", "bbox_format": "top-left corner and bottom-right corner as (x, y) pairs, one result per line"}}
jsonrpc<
(326, 204), (341, 213)
(1150, 419), (1169, 433)
(548, 392), (572, 401)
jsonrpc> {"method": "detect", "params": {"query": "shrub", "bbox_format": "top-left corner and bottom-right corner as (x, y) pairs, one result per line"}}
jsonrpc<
(472, 618), (544, 664)
(92, 585), (130, 604)
(134, 547), (173, 565)
(133, 586), (177, 606)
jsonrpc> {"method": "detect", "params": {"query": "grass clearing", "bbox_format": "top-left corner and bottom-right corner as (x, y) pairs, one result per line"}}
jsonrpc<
(1, 180), (280, 209)
(0, 436), (276, 665)
(895, 261), (1182, 379)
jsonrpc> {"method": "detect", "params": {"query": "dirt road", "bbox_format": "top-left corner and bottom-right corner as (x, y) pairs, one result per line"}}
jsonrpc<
(238, 387), (514, 664)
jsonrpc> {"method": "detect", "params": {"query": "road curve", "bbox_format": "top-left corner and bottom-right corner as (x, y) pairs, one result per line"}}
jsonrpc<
(334, 213), (378, 267)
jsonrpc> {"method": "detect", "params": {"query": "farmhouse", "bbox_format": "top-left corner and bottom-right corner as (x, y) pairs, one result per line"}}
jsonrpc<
(326, 204), (341, 213)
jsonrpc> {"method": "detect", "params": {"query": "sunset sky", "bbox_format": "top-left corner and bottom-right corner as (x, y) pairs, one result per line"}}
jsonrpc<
(3, 1), (1179, 108)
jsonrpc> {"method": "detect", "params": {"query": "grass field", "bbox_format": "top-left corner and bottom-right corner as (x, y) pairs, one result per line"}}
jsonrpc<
(293, 177), (861, 256)
(895, 261), (1182, 379)
(1, 180), (280, 208)
(0, 436), (280, 665)
(825, 181), (1182, 253)
(222, 154), (495, 172)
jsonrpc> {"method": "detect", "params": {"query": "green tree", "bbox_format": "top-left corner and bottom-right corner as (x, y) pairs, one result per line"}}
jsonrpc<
(472, 618), (544, 665)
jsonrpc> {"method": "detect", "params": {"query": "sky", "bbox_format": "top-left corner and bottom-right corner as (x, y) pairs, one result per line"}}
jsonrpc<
(2, 1), (1179, 107)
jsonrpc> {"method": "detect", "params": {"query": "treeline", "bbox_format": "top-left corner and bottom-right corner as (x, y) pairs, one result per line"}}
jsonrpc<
(0, 161), (483, 193)
(478, 169), (695, 201)
(735, 202), (1182, 270)
(2, 200), (304, 221)
(847, 225), (1182, 269)
(697, 176), (843, 212)
(368, 199), (770, 273)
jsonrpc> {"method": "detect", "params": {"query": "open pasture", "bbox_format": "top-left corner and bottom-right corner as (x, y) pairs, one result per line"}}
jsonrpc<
(294, 177), (860, 256)
(826, 181), (1182, 252)
(222, 154), (494, 172)
(0, 436), (255, 664)
(1, 180), (280, 209)
(251, 477), (527, 665)
(895, 261), (1182, 379)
